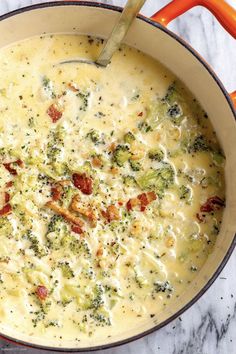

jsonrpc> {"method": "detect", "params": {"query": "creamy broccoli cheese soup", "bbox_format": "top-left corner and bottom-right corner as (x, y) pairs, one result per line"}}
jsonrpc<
(0, 35), (225, 345)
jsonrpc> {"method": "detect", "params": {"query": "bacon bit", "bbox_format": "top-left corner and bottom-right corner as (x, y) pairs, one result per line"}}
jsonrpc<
(101, 205), (120, 223)
(68, 82), (79, 92)
(200, 196), (225, 213)
(92, 156), (103, 168)
(3, 160), (23, 175)
(47, 103), (62, 123)
(137, 193), (149, 212)
(196, 212), (206, 223)
(118, 201), (123, 206)
(71, 224), (83, 234)
(51, 185), (63, 201)
(138, 112), (143, 117)
(5, 181), (13, 188)
(45, 201), (84, 227)
(15, 159), (23, 168)
(4, 192), (10, 203)
(127, 192), (157, 212)
(70, 194), (97, 227)
(96, 247), (103, 257)
(72, 173), (93, 195)
(36, 285), (48, 301)
(110, 167), (119, 175)
(108, 142), (116, 153)
(0, 203), (12, 216)
(3, 163), (16, 175)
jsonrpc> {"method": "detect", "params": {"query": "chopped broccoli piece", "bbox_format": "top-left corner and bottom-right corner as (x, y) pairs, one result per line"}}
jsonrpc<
(59, 262), (74, 279)
(129, 160), (141, 171)
(188, 135), (209, 153)
(138, 121), (152, 133)
(77, 90), (90, 111)
(113, 145), (131, 167)
(90, 284), (104, 310)
(148, 148), (164, 161)
(86, 129), (100, 144)
(167, 103), (182, 118)
(25, 230), (48, 258)
(179, 185), (191, 201)
(137, 164), (174, 197)
(0, 218), (13, 238)
(46, 215), (69, 250)
(212, 151), (225, 166)
(124, 131), (135, 144)
(123, 175), (137, 187)
(154, 280), (173, 293)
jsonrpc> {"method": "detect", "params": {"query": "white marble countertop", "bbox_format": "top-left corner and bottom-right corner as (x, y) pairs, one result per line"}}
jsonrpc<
(0, 1), (235, 353)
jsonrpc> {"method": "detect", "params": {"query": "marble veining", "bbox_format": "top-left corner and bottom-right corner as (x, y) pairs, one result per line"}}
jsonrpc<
(0, 1), (235, 354)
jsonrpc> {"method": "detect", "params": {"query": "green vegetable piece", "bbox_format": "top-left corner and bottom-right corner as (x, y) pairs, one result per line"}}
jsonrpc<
(179, 185), (191, 201)
(153, 280), (173, 293)
(137, 164), (174, 197)
(138, 121), (152, 133)
(86, 129), (100, 144)
(148, 148), (164, 161)
(59, 262), (74, 279)
(113, 145), (131, 167)
(129, 160), (141, 171)
(212, 151), (225, 166)
(123, 175), (137, 187)
(124, 131), (135, 144)
(188, 135), (209, 153)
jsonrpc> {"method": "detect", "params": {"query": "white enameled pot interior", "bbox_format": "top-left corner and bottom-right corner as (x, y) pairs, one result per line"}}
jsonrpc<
(0, 3), (235, 349)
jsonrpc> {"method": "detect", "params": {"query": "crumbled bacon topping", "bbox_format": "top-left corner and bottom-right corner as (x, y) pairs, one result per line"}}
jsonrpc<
(71, 224), (83, 234)
(200, 196), (225, 213)
(72, 173), (93, 195)
(51, 185), (63, 201)
(47, 103), (62, 123)
(3, 159), (23, 175)
(4, 192), (10, 204)
(101, 205), (120, 223)
(36, 285), (48, 301)
(126, 192), (157, 212)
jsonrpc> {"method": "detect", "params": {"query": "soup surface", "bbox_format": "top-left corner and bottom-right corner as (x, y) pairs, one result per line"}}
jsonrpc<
(0, 35), (225, 346)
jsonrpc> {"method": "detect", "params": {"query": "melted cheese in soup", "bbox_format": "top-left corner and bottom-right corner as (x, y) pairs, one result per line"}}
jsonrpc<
(0, 35), (225, 345)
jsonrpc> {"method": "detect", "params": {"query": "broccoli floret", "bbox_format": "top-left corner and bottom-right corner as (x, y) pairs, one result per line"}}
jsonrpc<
(47, 215), (65, 233)
(124, 131), (135, 144)
(59, 262), (74, 279)
(123, 175), (137, 187)
(86, 129), (100, 144)
(46, 215), (69, 250)
(153, 280), (173, 293)
(25, 230), (48, 258)
(137, 164), (174, 197)
(138, 121), (152, 133)
(188, 135), (209, 153)
(129, 160), (141, 171)
(90, 284), (104, 310)
(167, 103), (182, 118)
(0, 218), (13, 238)
(77, 90), (90, 111)
(113, 145), (131, 167)
(179, 185), (191, 201)
(148, 148), (164, 161)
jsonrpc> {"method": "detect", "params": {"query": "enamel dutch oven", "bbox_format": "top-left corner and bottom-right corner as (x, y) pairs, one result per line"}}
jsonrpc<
(0, 0), (235, 351)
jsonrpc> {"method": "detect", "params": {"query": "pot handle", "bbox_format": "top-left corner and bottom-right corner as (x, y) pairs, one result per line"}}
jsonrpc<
(150, 0), (236, 108)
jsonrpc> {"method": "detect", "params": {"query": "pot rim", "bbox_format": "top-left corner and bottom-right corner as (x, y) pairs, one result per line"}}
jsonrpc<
(0, 1), (235, 352)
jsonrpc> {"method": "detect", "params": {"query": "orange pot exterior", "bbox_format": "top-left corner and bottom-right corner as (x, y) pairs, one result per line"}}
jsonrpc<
(230, 91), (236, 109)
(151, 0), (236, 109)
(151, 0), (236, 39)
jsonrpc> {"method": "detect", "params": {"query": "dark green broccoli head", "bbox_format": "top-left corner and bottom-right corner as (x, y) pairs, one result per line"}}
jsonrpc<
(86, 129), (100, 144)
(113, 145), (131, 167)
(123, 175), (137, 187)
(129, 160), (141, 171)
(59, 262), (74, 279)
(148, 148), (164, 162)
(137, 164), (174, 197)
(124, 131), (135, 144)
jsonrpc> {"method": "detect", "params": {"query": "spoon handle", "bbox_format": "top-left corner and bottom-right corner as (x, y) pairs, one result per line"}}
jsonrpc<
(96, 0), (147, 67)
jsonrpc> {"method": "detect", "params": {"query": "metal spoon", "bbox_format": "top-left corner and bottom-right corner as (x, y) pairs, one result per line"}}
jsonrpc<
(60, 0), (147, 67)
